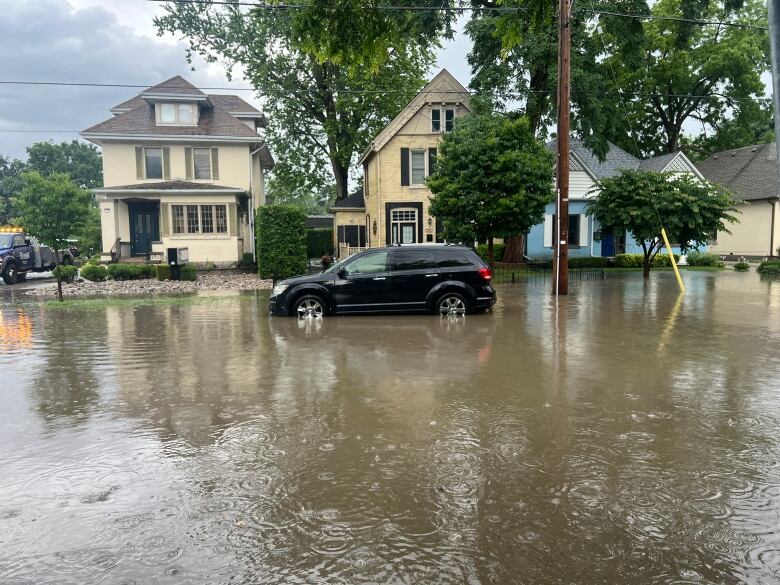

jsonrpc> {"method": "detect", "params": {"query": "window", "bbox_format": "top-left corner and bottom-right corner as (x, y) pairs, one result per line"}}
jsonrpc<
(158, 103), (196, 125)
(431, 108), (441, 132)
(178, 103), (193, 124)
(552, 214), (582, 246)
(436, 251), (471, 268)
(391, 208), (418, 244)
(411, 150), (426, 185)
(160, 104), (176, 124)
(393, 250), (433, 271)
(193, 148), (212, 180)
(12, 235), (26, 247)
(171, 204), (228, 235)
(144, 147), (163, 179)
(337, 225), (366, 247)
(345, 251), (388, 275)
(445, 109), (455, 132)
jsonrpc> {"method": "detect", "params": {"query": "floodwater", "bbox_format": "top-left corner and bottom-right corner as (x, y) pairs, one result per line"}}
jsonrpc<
(1, 271), (780, 584)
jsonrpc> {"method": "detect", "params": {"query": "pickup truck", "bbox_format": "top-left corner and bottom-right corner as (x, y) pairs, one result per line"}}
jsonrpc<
(0, 229), (76, 285)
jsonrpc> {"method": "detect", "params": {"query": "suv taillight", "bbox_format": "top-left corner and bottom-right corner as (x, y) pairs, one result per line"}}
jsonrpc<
(478, 267), (492, 281)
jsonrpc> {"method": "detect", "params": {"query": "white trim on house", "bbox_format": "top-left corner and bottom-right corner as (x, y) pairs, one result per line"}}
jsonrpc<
(80, 133), (261, 144)
(658, 152), (705, 180)
(95, 188), (244, 195)
(140, 92), (209, 102)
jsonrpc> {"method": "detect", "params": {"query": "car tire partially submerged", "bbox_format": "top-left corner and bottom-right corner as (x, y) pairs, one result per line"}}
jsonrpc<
(294, 294), (326, 319)
(436, 292), (468, 316)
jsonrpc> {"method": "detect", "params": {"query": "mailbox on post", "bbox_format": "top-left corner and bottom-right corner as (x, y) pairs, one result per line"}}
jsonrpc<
(167, 247), (189, 280)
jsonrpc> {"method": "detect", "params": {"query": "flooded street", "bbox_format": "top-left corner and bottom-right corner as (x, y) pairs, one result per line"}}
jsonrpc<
(2, 271), (780, 584)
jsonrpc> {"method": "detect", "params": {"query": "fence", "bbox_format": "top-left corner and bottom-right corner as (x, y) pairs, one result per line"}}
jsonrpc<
(491, 263), (605, 285)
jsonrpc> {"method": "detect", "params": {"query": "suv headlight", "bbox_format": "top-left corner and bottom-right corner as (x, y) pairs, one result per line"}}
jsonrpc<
(272, 283), (289, 297)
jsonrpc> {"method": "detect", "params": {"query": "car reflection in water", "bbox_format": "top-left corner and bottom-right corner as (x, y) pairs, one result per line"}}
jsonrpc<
(0, 309), (33, 352)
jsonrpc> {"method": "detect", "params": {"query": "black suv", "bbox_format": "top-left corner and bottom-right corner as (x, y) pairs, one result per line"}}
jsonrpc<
(269, 244), (496, 317)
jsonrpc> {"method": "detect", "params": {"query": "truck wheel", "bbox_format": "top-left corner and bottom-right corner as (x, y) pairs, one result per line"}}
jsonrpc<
(17, 272), (27, 282)
(61, 256), (73, 266)
(2, 264), (19, 285)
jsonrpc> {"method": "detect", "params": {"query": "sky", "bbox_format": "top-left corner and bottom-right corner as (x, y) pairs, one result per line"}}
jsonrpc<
(0, 0), (472, 160)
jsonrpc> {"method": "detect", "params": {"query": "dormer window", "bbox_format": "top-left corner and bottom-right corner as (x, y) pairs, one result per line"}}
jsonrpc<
(157, 103), (197, 126)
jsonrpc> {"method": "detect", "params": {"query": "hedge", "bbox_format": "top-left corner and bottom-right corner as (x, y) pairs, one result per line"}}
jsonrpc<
(734, 261), (750, 272)
(106, 263), (155, 280)
(613, 253), (681, 268)
(155, 264), (171, 281)
(757, 260), (780, 274)
(256, 205), (307, 280)
(153, 264), (197, 281)
(307, 228), (334, 258)
(568, 257), (610, 268)
(52, 264), (78, 283)
(685, 250), (724, 267)
(80, 263), (108, 282)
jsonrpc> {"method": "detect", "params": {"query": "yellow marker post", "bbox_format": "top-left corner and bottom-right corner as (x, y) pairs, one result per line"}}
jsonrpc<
(661, 228), (685, 293)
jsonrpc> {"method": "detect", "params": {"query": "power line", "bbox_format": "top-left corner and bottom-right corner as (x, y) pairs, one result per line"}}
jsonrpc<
(580, 8), (768, 31)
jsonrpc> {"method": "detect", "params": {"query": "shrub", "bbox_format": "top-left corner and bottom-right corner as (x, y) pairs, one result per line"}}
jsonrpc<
(89, 254), (101, 264)
(652, 253), (681, 267)
(757, 260), (780, 274)
(568, 257), (610, 268)
(80, 263), (108, 282)
(239, 252), (256, 270)
(614, 254), (644, 268)
(476, 242), (506, 263)
(307, 228), (334, 258)
(52, 264), (78, 283)
(686, 250), (725, 267)
(106, 263), (155, 280)
(256, 205), (307, 280)
(180, 264), (197, 281)
(734, 261), (750, 272)
(155, 264), (171, 281)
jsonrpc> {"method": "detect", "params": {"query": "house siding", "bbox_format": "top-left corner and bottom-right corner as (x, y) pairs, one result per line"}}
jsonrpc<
(710, 199), (778, 257)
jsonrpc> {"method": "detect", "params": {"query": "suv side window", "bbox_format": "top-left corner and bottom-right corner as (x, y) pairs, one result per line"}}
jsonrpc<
(12, 235), (27, 247)
(393, 250), (434, 271)
(435, 250), (472, 268)
(344, 251), (388, 275)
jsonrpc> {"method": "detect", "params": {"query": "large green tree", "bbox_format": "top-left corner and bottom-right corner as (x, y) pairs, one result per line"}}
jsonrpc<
(681, 100), (774, 160)
(427, 110), (554, 263)
(0, 155), (26, 225)
(155, 1), (455, 201)
(25, 141), (103, 189)
(587, 170), (738, 277)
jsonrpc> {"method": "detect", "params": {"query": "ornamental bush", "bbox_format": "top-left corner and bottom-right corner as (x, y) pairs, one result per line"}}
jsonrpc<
(180, 264), (197, 281)
(757, 260), (780, 274)
(155, 264), (171, 281)
(614, 254), (644, 268)
(734, 261), (750, 272)
(686, 250), (725, 267)
(306, 228), (334, 258)
(52, 264), (78, 283)
(568, 256), (610, 268)
(652, 253), (681, 267)
(80, 263), (108, 282)
(256, 205), (307, 280)
(106, 263), (156, 280)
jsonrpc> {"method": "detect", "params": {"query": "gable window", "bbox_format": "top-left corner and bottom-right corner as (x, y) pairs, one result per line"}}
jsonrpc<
(410, 150), (426, 185)
(445, 108), (455, 132)
(172, 204), (228, 235)
(431, 107), (455, 133)
(144, 147), (163, 179)
(158, 103), (196, 125)
(193, 148), (212, 179)
(177, 104), (194, 124)
(431, 108), (441, 132)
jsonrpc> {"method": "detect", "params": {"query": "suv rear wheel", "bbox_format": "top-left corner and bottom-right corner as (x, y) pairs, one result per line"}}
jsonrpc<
(3, 263), (19, 285)
(293, 294), (326, 319)
(436, 292), (468, 316)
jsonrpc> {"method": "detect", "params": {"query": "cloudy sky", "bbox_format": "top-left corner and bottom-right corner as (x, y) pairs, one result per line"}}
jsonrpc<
(0, 0), (472, 160)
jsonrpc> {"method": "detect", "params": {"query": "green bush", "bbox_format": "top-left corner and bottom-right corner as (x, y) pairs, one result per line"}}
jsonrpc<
(686, 250), (725, 267)
(52, 264), (78, 283)
(476, 243), (506, 263)
(106, 263), (155, 280)
(89, 254), (101, 264)
(256, 205), (308, 280)
(80, 263), (108, 282)
(734, 261), (750, 272)
(307, 228), (334, 258)
(614, 254), (644, 268)
(652, 253), (681, 267)
(180, 265), (197, 281)
(568, 256), (610, 268)
(155, 264), (171, 281)
(757, 260), (780, 274)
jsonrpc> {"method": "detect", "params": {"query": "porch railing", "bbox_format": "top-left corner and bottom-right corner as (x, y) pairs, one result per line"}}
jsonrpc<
(338, 243), (366, 259)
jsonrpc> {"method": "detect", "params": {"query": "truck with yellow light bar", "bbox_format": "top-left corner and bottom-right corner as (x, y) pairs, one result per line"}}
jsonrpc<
(0, 227), (75, 285)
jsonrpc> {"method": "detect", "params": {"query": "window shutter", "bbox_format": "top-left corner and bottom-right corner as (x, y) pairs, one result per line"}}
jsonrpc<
(400, 148), (409, 186)
(543, 214), (553, 247)
(579, 214), (589, 247)
(162, 147), (171, 180)
(228, 203), (238, 237)
(211, 147), (219, 180)
(160, 203), (170, 236)
(428, 147), (437, 176)
(184, 147), (193, 180)
(135, 146), (144, 180)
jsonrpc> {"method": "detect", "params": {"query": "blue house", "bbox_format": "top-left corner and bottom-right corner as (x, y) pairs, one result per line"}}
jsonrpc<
(526, 139), (704, 259)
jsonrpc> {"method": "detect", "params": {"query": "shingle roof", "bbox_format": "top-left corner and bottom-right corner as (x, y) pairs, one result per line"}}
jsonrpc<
(637, 152), (679, 171)
(332, 192), (365, 209)
(305, 215), (334, 229)
(110, 95), (146, 113)
(142, 76), (205, 97)
(696, 142), (780, 201)
(98, 180), (244, 191)
(547, 138), (640, 178)
(207, 94), (260, 114)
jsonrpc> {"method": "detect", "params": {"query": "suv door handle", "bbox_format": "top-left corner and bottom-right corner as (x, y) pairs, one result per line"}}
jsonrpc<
(373, 277), (386, 281)
(425, 274), (438, 277)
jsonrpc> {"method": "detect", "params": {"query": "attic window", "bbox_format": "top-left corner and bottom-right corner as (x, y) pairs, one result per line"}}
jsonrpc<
(158, 103), (196, 125)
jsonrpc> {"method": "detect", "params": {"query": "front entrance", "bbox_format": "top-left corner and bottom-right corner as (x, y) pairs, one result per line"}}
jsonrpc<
(129, 202), (160, 256)
(390, 209), (418, 244)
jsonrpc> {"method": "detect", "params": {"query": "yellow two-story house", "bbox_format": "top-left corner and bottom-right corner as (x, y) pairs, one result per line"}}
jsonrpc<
(81, 76), (274, 266)
(332, 69), (470, 257)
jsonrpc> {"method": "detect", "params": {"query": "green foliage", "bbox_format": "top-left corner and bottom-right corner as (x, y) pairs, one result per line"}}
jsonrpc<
(757, 260), (780, 274)
(76, 205), (102, 257)
(428, 112), (554, 251)
(682, 102), (775, 161)
(106, 263), (155, 281)
(734, 261), (750, 272)
(155, 264), (171, 281)
(568, 257), (611, 268)
(0, 155), (26, 225)
(180, 264), (197, 281)
(80, 263), (108, 282)
(52, 264), (77, 283)
(13, 171), (94, 253)
(25, 141), (103, 189)
(588, 170), (737, 275)
(155, 2), (445, 200)
(307, 228), (334, 258)
(476, 243), (506, 263)
(652, 253), (682, 267)
(614, 254), (645, 268)
(256, 205), (308, 280)
(686, 250), (725, 267)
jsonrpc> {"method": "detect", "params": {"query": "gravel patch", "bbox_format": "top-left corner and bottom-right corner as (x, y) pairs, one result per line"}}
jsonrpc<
(24, 272), (273, 299)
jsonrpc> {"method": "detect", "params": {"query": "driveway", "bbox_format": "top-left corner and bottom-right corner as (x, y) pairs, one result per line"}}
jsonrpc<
(0, 271), (54, 302)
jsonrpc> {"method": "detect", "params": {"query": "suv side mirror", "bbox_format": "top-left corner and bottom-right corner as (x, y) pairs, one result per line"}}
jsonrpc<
(337, 266), (347, 278)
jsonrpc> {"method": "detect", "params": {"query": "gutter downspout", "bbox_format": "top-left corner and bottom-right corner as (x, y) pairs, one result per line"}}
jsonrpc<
(771, 199), (778, 257)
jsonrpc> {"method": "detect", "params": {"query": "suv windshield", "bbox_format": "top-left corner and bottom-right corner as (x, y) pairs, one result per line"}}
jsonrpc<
(0, 234), (14, 248)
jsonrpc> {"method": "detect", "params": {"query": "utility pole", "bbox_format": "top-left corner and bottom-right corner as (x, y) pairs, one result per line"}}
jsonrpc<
(553, 0), (571, 295)
(769, 0), (780, 190)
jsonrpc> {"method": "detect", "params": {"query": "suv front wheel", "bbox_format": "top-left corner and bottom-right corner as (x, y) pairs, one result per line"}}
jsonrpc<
(436, 292), (468, 316)
(293, 294), (326, 319)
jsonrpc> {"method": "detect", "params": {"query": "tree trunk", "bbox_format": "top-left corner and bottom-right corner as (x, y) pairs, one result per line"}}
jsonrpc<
(643, 255), (652, 279)
(331, 158), (349, 200)
(54, 259), (63, 302)
(503, 234), (526, 264)
(488, 237), (495, 265)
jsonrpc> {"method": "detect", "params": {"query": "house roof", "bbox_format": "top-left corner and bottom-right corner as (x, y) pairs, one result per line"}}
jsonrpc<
(359, 69), (471, 164)
(96, 180), (245, 192)
(696, 142), (780, 201)
(305, 214), (334, 229)
(331, 192), (365, 210)
(547, 138), (640, 178)
(636, 151), (678, 171)
(86, 76), (267, 140)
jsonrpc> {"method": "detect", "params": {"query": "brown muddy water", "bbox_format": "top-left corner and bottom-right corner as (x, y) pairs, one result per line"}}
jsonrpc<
(1, 271), (780, 584)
